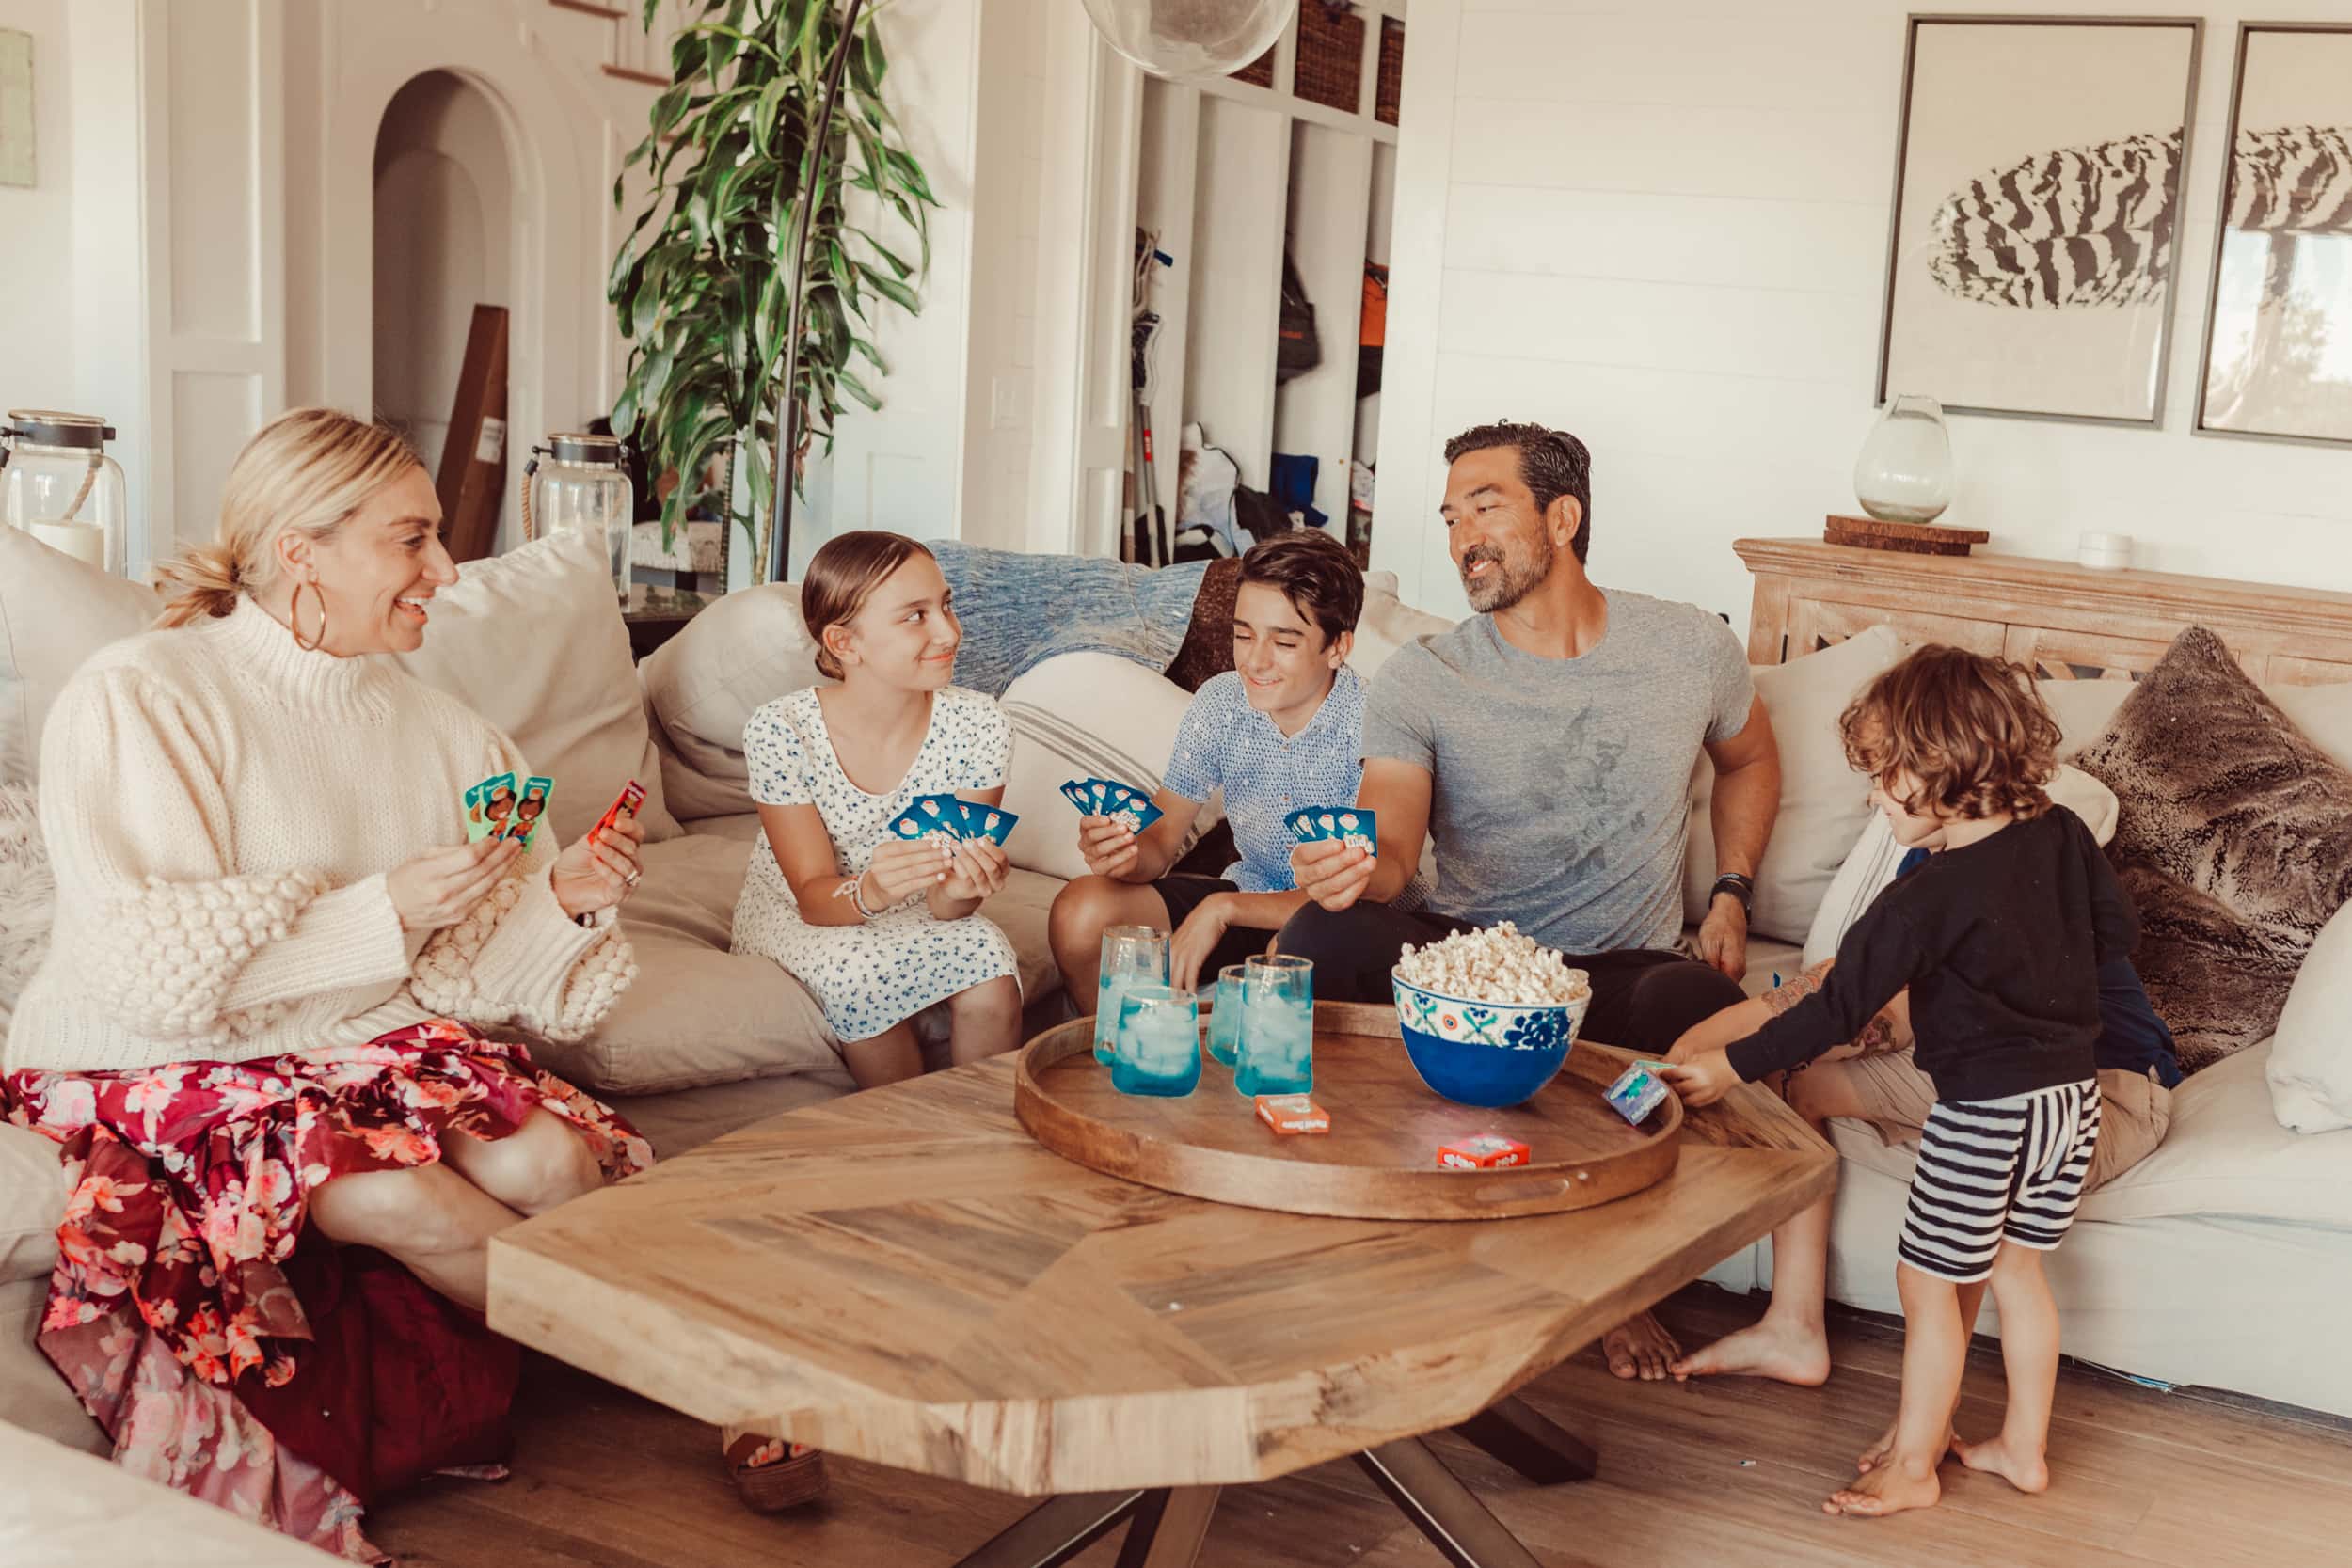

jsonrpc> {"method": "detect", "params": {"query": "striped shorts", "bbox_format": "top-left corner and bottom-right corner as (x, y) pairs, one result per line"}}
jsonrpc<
(1898, 1081), (2102, 1284)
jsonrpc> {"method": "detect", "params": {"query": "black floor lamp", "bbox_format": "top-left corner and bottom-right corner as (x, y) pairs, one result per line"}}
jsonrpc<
(764, 0), (867, 584)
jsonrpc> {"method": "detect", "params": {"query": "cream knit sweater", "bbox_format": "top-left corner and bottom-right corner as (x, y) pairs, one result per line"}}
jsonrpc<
(2, 596), (635, 1076)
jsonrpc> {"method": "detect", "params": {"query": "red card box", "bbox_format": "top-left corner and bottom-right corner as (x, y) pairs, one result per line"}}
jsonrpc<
(1254, 1095), (1330, 1135)
(1436, 1134), (1529, 1170)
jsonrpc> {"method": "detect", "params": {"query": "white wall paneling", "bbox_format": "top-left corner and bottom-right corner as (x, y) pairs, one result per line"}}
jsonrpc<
(0, 0), (78, 413)
(140, 0), (286, 571)
(1134, 80), (1200, 528)
(1380, 0), (2352, 629)
(1276, 121), (1375, 525)
(1025, 3), (1143, 558)
(1184, 92), (1292, 493)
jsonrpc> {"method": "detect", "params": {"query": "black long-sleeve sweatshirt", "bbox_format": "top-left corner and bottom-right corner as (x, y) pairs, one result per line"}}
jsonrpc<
(1725, 806), (2137, 1103)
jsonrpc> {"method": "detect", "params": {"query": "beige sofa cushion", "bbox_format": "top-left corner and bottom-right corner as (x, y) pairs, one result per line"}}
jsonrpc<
(536, 825), (1067, 1095)
(1832, 1041), (2352, 1229)
(637, 582), (821, 822)
(0, 527), (163, 785)
(388, 531), (680, 844)
(1348, 572), (1456, 682)
(532, 832), (836, 1095)
(998, 652), (1218, 881)
(2265, 899), (2352, 1134)
(0, 1121), (64, 1287)
(1685, 625), (1903, 943)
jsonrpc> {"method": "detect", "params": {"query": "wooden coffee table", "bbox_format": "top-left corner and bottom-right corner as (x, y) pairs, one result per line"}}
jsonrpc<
(488, 1037), (1833, 1567)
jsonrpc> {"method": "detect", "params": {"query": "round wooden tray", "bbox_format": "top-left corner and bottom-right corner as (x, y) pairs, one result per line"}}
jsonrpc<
(1012, 1001), (1681, 1221)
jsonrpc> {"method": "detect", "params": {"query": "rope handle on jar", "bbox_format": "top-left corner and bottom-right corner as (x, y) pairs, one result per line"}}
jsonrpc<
(519, 449), (546, 543)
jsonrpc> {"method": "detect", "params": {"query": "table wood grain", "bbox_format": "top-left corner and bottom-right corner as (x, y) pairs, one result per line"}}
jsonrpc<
(488, 1046), (1834, 1497)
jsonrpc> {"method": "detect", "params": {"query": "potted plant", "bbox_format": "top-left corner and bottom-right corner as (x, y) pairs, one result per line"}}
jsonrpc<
(609, 0), (934, 584)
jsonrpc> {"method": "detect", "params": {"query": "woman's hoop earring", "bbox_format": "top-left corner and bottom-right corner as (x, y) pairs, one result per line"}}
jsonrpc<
(291, 580), (329, 653)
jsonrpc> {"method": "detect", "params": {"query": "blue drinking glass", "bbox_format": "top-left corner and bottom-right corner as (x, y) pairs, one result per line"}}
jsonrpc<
(1234, 955), (1313, 1097)
(1205, 963), (1247, 1068)
(1093, 925), (1169, 1064)
(1111, 985), (1201, 1097)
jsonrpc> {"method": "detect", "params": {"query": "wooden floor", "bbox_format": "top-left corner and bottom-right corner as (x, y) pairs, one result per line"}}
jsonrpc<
(372, 1285), (2352, 1568)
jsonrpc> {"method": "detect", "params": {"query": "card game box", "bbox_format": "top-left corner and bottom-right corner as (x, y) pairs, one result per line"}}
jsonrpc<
(1436, 1134), (1530, 1170)
(1254, 1095), (1330, 1135)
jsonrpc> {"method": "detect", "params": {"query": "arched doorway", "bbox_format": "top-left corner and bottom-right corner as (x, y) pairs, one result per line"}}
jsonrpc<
(371, 71), (516, 526)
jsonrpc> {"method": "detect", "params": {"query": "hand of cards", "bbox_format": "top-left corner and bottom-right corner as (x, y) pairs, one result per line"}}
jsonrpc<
(1060, 777), (1164, 834)
(1286, 806), (1377, 858)
(885, 792), (1019, 847)
(464, 771), (554, 849)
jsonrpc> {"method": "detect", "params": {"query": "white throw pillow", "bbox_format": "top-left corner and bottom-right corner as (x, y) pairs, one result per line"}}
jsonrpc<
(2266, 899), (2352, 1134)
(0, 527), (163, 784)
(998, 652), (1219, 881)
(386, 531), (680, 844)
(637, 581), (823, 822)
(1684, 624), (1903, 944)
(1800, 764), (2121, 969)
(0, 782), (52, 1034)
(1348, 571), (1455, 683)
(2274, 682), (2352, 773)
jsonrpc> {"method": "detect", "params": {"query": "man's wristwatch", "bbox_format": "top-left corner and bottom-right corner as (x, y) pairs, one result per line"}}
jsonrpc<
(1709, 872), (1755, 915)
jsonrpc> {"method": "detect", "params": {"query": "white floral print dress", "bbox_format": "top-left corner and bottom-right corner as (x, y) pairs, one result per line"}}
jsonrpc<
(730, 686), (1021, 1043)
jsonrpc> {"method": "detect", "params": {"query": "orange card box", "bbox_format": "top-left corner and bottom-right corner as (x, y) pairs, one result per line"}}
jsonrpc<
(1436, 1134), (1529, 1170)
(1254, 1095), (1330, 1135)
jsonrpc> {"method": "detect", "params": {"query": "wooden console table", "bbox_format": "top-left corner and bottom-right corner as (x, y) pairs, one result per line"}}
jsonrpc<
(1737, 537), (2352, 687)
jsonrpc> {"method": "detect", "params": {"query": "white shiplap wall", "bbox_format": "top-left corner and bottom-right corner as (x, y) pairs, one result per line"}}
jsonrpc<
(1373, 0), (2352, 633)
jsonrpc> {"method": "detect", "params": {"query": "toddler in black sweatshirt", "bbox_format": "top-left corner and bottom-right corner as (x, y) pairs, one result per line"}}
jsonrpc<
(1663, 645), (2134, 1521)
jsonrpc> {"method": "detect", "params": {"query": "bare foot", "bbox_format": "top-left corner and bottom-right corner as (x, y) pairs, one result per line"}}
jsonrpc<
(1952, 1433), (2049, 1496)
(1824, 1457), (1941, 1517)
(1668, 1319), (1831, 1386)
(1854, 1420), (1956, 1473)
(1603, 1311), (1681, 1381)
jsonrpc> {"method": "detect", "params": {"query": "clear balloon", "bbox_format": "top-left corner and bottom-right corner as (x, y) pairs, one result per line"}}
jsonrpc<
(1079, 0), (1300, 82)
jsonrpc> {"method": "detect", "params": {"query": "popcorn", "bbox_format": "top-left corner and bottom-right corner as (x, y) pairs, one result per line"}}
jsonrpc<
(1254, 1094), (1330, 1135)
(1437, 1134), (1530, 1169)
(1395, 922), (1590, 1007)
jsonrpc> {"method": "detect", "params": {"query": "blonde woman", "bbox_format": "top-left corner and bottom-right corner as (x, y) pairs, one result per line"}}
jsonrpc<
(1, 409), (649, 1560)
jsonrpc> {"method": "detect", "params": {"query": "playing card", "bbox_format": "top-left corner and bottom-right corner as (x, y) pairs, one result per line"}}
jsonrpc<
(475, 772), (518, 841)
(1287, 806), (1376, 857)
(888, 794), (965, 845)
(1058, 779), (1093, 812)
(463, 780), (487, 842)
(1092, 778), (1164, 834)
(505, 776), (554, 849)
(964, 803), (1018, 846)
(591, 779), (646, 843)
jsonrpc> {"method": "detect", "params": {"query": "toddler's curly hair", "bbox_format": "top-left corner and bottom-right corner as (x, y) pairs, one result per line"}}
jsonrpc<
(1837, 644), (2059, 821)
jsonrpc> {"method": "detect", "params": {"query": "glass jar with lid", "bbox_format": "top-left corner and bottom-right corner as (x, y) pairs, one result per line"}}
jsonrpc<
(1, 410), (128, 575)
(522, 434), (633, 600)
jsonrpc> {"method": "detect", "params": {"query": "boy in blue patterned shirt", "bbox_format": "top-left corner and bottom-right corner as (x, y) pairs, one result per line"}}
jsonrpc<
(1049, 531), (1371, 1000)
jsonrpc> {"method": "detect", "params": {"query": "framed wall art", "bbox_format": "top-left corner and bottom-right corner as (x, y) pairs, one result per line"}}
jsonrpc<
(1875, 15), (2203, 424)
(2194, 22), (2352, 447)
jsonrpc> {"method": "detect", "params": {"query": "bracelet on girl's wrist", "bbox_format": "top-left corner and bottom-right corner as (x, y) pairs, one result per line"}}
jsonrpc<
(847, 870), (883, 921)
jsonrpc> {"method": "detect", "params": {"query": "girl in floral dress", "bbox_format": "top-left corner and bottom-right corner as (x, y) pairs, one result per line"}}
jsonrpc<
(1, 410), (650, 1560)
(730, 530), (1023, 1088)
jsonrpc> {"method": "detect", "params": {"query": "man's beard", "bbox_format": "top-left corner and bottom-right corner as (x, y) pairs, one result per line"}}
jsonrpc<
(1460, 531), (1555, 612)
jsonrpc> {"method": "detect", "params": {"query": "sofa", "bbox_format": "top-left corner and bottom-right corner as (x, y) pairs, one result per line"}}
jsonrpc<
(4, 530), (2348, 1464)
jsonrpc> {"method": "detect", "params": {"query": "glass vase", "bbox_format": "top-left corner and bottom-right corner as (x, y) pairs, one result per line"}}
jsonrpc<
(1852, 394), (1954, 525)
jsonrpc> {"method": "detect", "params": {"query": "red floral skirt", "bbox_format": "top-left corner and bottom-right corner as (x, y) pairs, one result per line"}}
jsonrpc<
(3, 1020), (650, 1561)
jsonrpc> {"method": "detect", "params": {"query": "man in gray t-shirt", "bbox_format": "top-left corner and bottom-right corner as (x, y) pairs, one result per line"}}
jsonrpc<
(1282, 421), (1782, 1379)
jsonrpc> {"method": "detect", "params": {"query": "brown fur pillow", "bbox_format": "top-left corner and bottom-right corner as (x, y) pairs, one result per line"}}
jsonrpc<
(2073, 627), (2352, 1072)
